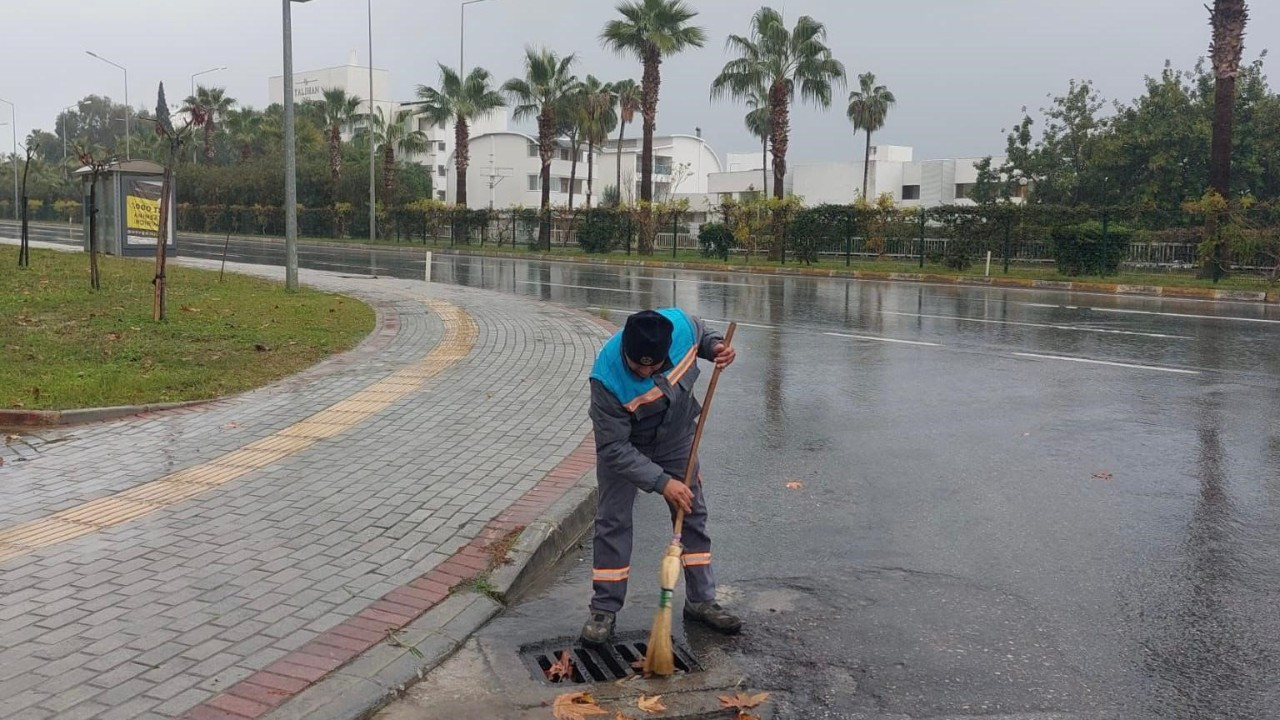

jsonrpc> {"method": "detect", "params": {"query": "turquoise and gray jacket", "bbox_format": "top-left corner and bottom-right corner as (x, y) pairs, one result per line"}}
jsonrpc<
(588, 308), (725, 495)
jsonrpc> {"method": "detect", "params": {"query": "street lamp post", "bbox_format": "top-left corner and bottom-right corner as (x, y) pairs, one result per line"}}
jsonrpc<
(190, 66), (228, 162)
(0, 99), (17, 221)
(85, 51), (129, 159)
(368, 0), (376, 249)
(460, 0), (490, 77)
(190, 65), (227, 99)
(283, 0), (313, 291)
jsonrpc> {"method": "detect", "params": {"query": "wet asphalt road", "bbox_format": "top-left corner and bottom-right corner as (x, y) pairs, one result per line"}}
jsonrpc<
(15, 227), (1280, 718)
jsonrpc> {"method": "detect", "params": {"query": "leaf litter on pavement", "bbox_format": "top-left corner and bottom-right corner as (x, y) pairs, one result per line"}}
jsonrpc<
(546, 649), (575, 683)
(552, 692), (610, 720)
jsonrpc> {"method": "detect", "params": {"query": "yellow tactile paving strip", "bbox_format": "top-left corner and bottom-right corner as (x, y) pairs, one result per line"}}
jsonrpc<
(0, 299), (477, 565)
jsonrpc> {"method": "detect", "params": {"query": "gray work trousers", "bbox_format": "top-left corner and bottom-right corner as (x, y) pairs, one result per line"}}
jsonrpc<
(590, 448), (715, 614)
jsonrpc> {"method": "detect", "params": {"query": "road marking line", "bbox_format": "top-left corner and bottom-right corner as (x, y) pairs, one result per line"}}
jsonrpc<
(1092, 307), (1280, 324)
(1012, 352), (1201, 375)
(823, 332), (942, 347)
(880, 310), (1190, 339)
(0, 299), (477, 565)
(704, 319), (777, 329)
(515, 280), (637, 294)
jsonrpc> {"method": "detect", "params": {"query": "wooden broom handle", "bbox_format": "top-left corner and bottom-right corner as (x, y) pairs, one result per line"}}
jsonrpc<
(672, 322), (736, 539)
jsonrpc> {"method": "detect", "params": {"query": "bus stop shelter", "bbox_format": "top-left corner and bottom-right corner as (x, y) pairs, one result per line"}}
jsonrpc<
(73, 159), (177, 258)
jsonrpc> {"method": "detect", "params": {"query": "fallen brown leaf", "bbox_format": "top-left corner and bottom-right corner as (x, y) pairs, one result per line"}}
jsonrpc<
(222, 422), (240, 429)
(636, 694), (665, 714)
(630, 658), (645, 671)
(552, 692), (610, 720)
(1092, 472), (1113, 481)
(106, 332), (121, 341)
(545, 649), (575, 683)
(718, 692), (771, 711)
(180, 305), (201, 313)
(785, 480), (803, 490)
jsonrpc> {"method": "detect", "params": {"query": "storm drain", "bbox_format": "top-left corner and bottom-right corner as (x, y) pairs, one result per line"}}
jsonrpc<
(521, 630), (702, 685)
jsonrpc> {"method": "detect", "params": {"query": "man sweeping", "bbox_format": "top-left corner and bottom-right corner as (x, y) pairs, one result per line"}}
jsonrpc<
(580, 308), (741, 646)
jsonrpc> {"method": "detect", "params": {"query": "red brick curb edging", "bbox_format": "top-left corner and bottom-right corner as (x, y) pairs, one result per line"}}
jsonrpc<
(178, 435), (597, 720)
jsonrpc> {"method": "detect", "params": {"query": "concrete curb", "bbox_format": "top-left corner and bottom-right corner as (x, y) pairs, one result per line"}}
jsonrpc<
(0, 400), (213, 428)
(261, 470), (598, 720)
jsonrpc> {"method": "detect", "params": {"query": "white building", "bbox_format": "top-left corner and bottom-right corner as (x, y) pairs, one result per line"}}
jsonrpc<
(598, 133), (724, 204)
(704, 145), (1011, 208)
(445, 132), (602, 208)
(408, 111), (508, 202)
(267, 52), (397, 127)
(268, 54), (516, 201)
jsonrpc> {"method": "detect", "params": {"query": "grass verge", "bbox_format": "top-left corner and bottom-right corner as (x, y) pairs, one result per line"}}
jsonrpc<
(2, 248), (375, 411)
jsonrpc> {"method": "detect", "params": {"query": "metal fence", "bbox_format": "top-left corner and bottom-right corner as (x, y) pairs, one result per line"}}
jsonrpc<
(150, 202), (1279, 275)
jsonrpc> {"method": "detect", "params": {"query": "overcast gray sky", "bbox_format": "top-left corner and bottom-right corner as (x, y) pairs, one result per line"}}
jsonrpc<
(1, 1), (1274, 163)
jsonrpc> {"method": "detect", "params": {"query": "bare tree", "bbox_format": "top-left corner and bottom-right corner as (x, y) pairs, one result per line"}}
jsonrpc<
(149, 82), (204, 321)
(18, 142), (36, 268)
(75, 145), (113, 290)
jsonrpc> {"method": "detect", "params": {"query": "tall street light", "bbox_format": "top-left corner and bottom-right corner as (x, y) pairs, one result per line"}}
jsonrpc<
(190, 65), (227, 99)
(85, 51), (130, 159)
(190, 66), (228, 162)
(368, 0), (376, 247)
(60, 104), (78, 173)
(283, 0), (312, 291)
(0, 98), (16, 221)
(460, 0), (491, 77)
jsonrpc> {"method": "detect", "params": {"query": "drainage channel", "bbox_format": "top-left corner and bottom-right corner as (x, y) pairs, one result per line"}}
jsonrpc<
(521, 630), (703, 685)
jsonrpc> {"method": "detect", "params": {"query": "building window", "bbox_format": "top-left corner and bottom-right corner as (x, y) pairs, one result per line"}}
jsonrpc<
(955, 183), (975, 200)
(436, 190), (446, 201)
(528, 142), (538, 158)
(528, 174), (540, 191)
(654, 155), (673, 175)
(437, 141), (446, 152)
(558, 178), (583, 194)
(437, 165), (447, 177)
(902, 185), (921, 200)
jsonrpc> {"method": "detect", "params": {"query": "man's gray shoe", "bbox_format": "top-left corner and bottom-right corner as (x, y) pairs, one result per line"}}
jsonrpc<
(579, 611), (616, 646)
(683, 601), (742, 635)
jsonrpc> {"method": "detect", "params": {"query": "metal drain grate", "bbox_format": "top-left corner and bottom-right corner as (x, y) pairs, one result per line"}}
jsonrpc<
(520, 630), (702, 685)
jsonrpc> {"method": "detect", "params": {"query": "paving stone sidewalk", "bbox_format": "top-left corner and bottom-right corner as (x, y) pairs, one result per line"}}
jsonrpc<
(0, 256), (612, 719)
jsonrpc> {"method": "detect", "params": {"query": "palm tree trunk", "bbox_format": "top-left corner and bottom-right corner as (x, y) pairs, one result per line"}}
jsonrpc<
(616, 119), (627, 206)
(455, 116), (470, 208)
(587, 139), (595, 208)
(329, 126), (342, 183)
(204, 123), (214, 163)
(1201, 0), (1248, 280)
(862, 129), (873, 202)
(761, 134), (768, 196)
(569, 141), (579, 211)
(539, 108), (555, 249)
(769, 81), (789, 201)
(640, 49), (660, 205)
(383, 146), (395, 201)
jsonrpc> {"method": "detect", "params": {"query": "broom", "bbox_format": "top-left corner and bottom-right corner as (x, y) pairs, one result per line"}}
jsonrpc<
(644, 322), (737, 676)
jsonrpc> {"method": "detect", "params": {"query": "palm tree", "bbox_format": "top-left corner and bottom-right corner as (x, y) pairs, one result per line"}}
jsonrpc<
(416, 64), (506, 208)
(601, 0), (706, 205)
(359, 107), (429, 200)
(578, 76), (618, 208)
(315, 89), (363, 184)
(183, 85), (236, 163)
(743, 88), (771, 196)
(503, 47), (579, 248)
(711, 7), (845, 199)
(612, 79), (641, 205)
(223, 107), (263, 163)
(846, 72), (896, 201)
